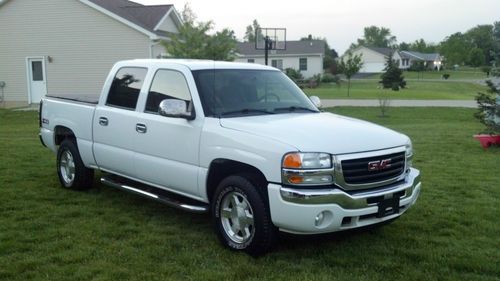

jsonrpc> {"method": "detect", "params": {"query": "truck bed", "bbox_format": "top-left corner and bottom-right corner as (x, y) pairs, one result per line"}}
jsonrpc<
(46, 94), (100, 105)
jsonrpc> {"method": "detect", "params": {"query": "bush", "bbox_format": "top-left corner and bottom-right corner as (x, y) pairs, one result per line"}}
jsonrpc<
(442, 74), (450, 80)
(474, 80), (500, 134)
(284, 68), (303, 82)
(321, 73), (339, 83)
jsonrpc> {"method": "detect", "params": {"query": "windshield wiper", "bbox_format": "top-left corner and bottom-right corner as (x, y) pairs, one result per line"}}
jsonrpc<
(273, 106), (319, 113)
(219, 108), (276, 117)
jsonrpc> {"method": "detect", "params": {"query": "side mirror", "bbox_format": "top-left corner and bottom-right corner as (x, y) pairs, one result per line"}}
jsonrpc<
(158, 99), (195, 120)
(309, 96), (322, 108)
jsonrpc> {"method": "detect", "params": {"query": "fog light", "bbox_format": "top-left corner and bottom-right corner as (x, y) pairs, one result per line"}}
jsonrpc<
(315, 212), (325, 227)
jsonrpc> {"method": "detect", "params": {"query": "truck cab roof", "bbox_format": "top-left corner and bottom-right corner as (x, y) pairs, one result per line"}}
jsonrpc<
(117, 59), (278, 71)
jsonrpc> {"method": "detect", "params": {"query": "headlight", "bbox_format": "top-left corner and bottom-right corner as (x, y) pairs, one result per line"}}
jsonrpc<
(282, 152), (333, 186)
(405, 139), (413, 169)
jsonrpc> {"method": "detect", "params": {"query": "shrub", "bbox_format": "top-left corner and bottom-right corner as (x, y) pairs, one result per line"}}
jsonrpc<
(474, 81), (500, 134)
(442, 74), (450, 80)
(321, 73), (338, 83)
(284, 68), (303, 82)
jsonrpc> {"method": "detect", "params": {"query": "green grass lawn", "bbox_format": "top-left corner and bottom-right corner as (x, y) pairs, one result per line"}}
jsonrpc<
(1, 108), (499, 281)
(304, 80), (486, 100)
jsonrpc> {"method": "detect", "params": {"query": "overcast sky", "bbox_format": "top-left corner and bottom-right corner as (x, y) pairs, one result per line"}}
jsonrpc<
(135, 0), (499, 54)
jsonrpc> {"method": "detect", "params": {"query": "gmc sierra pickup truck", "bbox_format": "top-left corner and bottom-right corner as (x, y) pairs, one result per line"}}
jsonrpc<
(39, 59), (421, 255)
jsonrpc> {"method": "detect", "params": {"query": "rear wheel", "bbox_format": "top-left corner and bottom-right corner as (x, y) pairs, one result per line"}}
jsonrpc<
(212, 175), (275, 256)
(57, 139), (94, 190)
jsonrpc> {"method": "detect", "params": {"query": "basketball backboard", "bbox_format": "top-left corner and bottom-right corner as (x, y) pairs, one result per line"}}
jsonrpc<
(255, 28), (286, 50)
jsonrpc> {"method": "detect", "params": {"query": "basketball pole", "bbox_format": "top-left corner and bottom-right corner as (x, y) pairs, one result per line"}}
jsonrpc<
(264, 36), (270, 66)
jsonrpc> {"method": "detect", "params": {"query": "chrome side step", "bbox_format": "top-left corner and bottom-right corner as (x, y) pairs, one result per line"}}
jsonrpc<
(100, 176), (208, 213)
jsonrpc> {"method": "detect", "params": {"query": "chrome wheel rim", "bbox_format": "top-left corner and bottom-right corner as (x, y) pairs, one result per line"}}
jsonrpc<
(60, 150), (75, 186)
(220, 191), (255, 244)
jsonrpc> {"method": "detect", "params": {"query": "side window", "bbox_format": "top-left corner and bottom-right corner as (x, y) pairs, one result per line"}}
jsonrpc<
(299, 58), (307, 71)
(106, 67), (147, 110)
(145, 69), (192, 114)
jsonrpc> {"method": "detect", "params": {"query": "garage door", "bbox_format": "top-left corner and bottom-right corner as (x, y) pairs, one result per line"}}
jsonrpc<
(360, 62), (385, 73)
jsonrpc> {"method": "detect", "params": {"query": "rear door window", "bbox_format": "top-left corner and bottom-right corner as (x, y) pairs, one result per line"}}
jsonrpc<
(106, 67), (147, 110)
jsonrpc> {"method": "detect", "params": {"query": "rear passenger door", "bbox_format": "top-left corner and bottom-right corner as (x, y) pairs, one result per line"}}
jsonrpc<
(93, 67), (147, 177)
(134, 68), (203, 197)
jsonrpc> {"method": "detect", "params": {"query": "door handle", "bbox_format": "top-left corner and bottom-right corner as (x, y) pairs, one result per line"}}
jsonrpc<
(99, 117), (108, 126)
(136, 123), (147, 134)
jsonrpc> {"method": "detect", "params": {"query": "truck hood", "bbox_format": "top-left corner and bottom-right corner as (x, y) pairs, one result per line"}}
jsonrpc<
(219, 112), (409, 154)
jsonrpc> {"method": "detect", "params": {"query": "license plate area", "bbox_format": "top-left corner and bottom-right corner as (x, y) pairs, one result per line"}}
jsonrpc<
(367, 190), (404, 218)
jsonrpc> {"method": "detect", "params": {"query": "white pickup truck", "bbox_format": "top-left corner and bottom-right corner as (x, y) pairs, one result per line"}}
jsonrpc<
(39, 59), (421, 255)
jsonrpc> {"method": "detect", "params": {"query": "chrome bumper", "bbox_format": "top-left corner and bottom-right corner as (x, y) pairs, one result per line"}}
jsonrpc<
(280, 168), (420, 209)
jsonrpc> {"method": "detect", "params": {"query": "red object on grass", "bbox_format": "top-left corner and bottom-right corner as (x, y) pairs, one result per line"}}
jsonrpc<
(473, 135), (500, 149)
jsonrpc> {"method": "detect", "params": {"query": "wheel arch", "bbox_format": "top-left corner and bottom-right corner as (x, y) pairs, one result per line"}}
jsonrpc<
(53, 125), (76, 146)
(206, 158), (268, 203)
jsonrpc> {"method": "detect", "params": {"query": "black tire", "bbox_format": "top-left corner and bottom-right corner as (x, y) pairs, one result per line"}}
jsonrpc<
(56, 139), (94, 190)
(212, 174), (276, 256)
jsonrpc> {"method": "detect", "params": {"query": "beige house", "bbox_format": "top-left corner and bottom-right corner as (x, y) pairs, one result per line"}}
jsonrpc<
(0, 0), (182, 107)
(349, 46), (402, 73)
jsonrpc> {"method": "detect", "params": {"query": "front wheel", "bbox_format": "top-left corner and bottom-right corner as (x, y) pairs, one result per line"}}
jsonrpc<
(57, 139), (94, 190)
(212, 175), (276, 256)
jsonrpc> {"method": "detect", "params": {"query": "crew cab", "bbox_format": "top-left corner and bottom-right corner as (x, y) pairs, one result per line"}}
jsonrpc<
(39, 59), (421, 255)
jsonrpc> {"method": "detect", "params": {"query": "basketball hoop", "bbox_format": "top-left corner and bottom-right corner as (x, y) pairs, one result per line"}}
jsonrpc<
(255, 28), (286, 65)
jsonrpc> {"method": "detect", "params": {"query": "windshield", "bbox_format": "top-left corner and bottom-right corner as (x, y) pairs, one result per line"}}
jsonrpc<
(192, 69), (319, 117)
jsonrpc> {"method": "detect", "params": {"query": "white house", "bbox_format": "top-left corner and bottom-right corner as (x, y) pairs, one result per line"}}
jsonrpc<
(347, 46), (443, 73)
(349, 46), (402, 73)
(0, 0), (182, 107)
(399, 51), (443, 71)
(235, 40), (325, 78)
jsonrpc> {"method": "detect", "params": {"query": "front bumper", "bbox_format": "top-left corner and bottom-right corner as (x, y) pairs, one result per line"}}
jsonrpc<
(268, 168), (421, 234)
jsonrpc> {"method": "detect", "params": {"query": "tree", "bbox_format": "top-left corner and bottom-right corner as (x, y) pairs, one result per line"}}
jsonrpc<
(161, 4), (237, 61)
(474, 80), (500, 134)
(439, 32), (472, 66)
(338, 52), (363, 97)
(380, 54), (406, 91)
(465, 25), (494, 65)
(468, 48), (485, 67)
(410, 38), (438, 53)
(355, 26), (397, 48)
(243, 19), (263, 43)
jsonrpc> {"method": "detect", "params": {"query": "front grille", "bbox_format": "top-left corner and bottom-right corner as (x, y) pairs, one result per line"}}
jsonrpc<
(341, 152), (405, 185)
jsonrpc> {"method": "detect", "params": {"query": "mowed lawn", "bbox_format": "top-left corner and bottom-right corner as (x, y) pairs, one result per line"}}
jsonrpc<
(304, 80), (486, 100)
(365, 68), (488, 80)
(0, 108), (498, 281)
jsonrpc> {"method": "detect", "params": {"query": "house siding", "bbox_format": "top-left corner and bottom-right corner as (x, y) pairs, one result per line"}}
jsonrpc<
(0, 0), (155, 105)
(235, 55), (323, 78)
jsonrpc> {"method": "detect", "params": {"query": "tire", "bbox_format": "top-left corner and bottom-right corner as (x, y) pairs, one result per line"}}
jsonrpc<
(56, 139), (94, 190)
(212, 174), (276, 256)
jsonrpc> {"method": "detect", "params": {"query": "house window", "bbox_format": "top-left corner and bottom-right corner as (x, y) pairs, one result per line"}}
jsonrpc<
(299, 58), (307, 71)
(247, 59), (255, 63)
(271, 59), (283, 70)
(106, 67), (147, 110)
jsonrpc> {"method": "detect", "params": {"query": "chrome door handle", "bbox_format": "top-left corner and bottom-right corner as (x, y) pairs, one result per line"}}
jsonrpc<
(136, 123), (147, 134)
(99, 117), (108, 126)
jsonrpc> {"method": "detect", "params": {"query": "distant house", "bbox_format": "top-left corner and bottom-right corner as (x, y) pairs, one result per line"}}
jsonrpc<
(235, 40), (326, 78)
(349, 46), (402, 73)
(347, 46), (442, 73)
(0, 0), (182, 107)
(399, 51), (442, 71)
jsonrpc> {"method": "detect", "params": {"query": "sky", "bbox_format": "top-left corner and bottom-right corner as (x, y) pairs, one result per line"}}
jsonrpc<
(135, 0), (499, 54)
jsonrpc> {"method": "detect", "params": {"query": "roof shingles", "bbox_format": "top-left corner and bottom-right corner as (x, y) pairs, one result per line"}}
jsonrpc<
(88, 0), (172, 35)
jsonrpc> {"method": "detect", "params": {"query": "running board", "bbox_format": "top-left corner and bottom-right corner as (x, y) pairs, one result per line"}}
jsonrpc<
(100, 176), (208, 213)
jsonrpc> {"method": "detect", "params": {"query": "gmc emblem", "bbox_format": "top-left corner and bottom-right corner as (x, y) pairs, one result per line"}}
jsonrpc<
(368, 159), (392, 172)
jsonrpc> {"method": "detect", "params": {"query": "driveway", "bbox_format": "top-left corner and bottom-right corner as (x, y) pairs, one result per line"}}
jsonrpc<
(321, 99), (477, 108)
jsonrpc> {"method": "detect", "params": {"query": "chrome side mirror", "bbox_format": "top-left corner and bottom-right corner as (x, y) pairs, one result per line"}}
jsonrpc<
(158, 99), (195, 120)
(309, 96), (322, 108)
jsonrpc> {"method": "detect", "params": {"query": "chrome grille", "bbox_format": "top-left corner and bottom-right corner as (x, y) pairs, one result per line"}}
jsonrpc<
(341, 152), (405, 185)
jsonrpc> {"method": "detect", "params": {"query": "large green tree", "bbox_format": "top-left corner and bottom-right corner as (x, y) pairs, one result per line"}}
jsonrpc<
(439, 32), (472, 66)
(161, 4), (237, 61)
(353, 26), (397, 49)
(338, 52), (363, 96)
(465, 24), (494, 65)
(243, 19), (263, 43)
